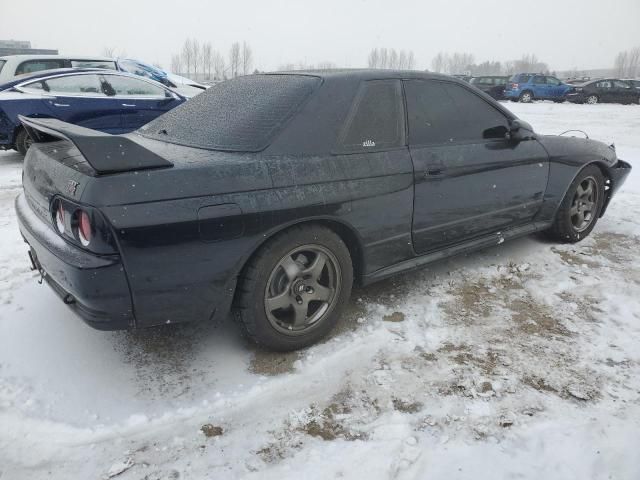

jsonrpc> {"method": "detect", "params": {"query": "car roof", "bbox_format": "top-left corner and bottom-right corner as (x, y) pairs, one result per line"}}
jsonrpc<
(0, 54), (114, 61)
(264, 68), (460, 83)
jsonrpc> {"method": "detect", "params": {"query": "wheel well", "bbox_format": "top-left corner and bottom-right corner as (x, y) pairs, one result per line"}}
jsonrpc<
(238, 219), (365, 286)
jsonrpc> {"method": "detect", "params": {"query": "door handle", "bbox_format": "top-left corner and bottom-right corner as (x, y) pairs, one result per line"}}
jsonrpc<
(122, 103), (137, 107)
(425, 168), (444, 177)
(52, 103), (70, 107)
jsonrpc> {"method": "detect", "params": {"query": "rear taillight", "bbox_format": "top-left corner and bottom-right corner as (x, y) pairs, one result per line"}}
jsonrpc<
(55, 200), (65, 234)
(511, 83), (519, 89)
(77, 210), (92, 247)
(50, 196), (116, 254)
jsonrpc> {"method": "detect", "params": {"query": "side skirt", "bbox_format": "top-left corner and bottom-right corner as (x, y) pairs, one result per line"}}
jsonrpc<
(361, 221), (551, 285)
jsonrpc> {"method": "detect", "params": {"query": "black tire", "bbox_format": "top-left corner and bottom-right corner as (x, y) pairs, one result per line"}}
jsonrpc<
(546, 165), (605, 243)
(519, 90), (534, 103)
(15, 128), (32, 156)
(234, 225), (353, 351)
(553, 99), (565, 103)
(586, 94), (598, 105)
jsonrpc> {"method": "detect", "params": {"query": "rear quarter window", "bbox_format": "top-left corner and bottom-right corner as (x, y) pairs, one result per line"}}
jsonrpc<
(15, 59), (66, 76)
(140, 74), (320, 152)
(339, 80), (405, 152)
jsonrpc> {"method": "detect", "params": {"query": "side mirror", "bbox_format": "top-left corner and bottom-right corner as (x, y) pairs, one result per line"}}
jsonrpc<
(507, 119), (536, 142)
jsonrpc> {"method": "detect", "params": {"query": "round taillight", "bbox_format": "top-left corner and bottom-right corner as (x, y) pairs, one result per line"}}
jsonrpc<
(55, 202), (65, 234)
(78, 210), (92, 246)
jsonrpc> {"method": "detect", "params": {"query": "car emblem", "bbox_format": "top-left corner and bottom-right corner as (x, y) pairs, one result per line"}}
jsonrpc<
(66, 180), (80, 196)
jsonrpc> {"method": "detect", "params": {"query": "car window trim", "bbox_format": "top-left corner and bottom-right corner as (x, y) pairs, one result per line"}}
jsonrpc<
(334, 79), (407, 155)
(100, 72), (172, 99)
(402, 78), (513, 148)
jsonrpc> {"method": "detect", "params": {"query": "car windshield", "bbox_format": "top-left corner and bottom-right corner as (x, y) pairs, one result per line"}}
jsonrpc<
(139, 74), (320, 151)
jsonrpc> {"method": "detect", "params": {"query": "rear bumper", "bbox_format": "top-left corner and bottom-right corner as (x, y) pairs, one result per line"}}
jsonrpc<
(504, 90), (520, 98)
(15, 193), (134, 330)
(600, 159), (632, 217)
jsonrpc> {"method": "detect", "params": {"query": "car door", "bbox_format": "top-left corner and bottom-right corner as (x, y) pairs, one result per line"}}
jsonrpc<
(545, 76), (564, 98)
(595, 80), (613, 102)
(532, 75), (548, 99)
(404, 80), (549, 254)
(37, 74), (123, 133)
(101, 74), (182, 131)
(612, 80), (635, 103)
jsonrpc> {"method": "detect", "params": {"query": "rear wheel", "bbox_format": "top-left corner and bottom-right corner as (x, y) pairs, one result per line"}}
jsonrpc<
(15, 129), (33, 156)
(519, 91), (533, 103)
(234, 225), (353, 351)
(586, 94), (598, 105)
(546, 165), (605, 243)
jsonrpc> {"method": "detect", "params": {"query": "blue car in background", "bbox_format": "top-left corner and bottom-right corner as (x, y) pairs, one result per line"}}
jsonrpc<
(0, 68), (185, 154)
(504, 73), (572, 103)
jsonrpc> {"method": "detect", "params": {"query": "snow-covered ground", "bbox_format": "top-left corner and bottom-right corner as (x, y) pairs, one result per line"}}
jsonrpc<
(1, 102), (639, 480)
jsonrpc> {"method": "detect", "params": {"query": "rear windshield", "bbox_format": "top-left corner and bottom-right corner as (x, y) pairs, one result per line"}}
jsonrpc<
(139, 74), (320, 152)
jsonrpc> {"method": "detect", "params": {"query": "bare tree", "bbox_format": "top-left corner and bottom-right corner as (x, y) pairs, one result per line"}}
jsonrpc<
(213, 51), (226, 80)
(241, 42), (253, 76)
(170, 54), (182, 74)
(229, 42), (241, 78)
(406, 51), (415, 70)
(192, 39), (201, 79)
(102, 46), (126, 58)
(181, 39), (194, 76)
(202, 42), (213, 80)
(367, 48), (379, 68)
(615, 47), (640, 77)
(316, 61), (336, 69)
(431, 52), (445, 73)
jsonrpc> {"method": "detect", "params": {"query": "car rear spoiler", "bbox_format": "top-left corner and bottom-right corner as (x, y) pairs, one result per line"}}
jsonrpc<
(19, 116), (172, 174)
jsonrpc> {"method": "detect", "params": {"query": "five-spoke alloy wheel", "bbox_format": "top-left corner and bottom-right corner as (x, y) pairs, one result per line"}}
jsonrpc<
(265, 245), (341, 335)
(546, 165), (605, 243)
(235, 225), (353, 351)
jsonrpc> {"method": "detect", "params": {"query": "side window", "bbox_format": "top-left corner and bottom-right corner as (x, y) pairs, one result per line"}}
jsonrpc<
(20, 81), (47, 94)
(103, 75), (167, 97)
(405, 80), (508, 146)
(597, 81), (612, 89)
(44, 75), (105, 96)
(613, 80), (631, 89)
(546, 77), (561, 86)
(533, 76), (546, 85)
(15, 59), (66, 76)
(339, 80), (405, 152)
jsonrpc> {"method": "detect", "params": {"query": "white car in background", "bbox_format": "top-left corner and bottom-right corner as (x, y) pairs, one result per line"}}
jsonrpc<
(0, 55), (117, 84)
(0, 55), (207, 98)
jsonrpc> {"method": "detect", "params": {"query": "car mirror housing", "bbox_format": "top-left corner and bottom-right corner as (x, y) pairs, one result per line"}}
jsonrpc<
(508, 119), (536, 142)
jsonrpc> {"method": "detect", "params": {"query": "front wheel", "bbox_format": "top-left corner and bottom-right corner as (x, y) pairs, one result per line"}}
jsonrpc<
(234, 225), (353, 351)
(546, 165), (605, 243)
(586, 95), (599, 105)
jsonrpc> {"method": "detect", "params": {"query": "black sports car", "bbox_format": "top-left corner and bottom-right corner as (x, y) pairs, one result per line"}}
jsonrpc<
(566, 79), (640, 104)
(16, 70), (631, 351)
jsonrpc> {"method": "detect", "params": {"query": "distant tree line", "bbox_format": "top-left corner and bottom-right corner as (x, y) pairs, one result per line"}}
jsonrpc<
(430, 52), (549, 75)
(614, 46), (640, 77)
(276, 61), (336, 71)
(169, 39), (254, 81)
(366, 48), (416, 69)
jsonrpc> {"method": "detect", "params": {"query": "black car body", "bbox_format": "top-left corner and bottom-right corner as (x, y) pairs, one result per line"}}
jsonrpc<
(566, 79), (640, 104)
(15, 70), (632, 350)
(470, 75), (509, 99)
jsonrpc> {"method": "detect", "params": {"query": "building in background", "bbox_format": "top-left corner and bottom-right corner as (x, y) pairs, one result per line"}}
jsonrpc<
(0, 40), (57, 56)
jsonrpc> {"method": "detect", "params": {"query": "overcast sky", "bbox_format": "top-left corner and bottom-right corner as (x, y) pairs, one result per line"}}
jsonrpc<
(3, 0), (639, 72)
